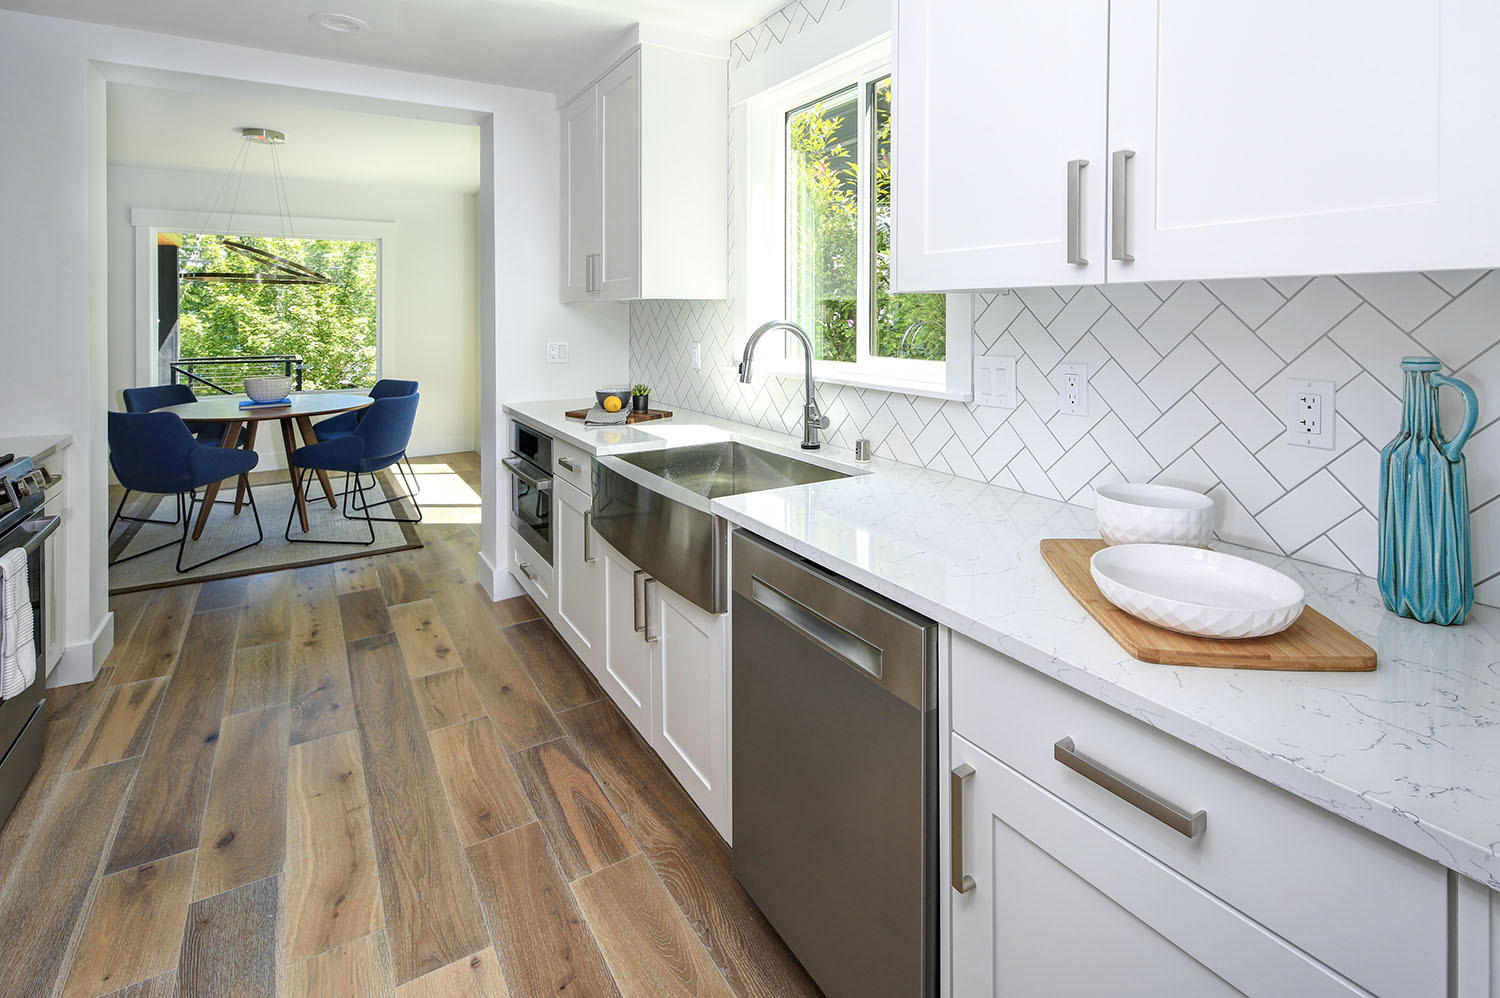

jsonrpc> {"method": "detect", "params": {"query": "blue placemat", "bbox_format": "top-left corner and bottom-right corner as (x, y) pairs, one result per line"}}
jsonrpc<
(239, 398), (291, 408)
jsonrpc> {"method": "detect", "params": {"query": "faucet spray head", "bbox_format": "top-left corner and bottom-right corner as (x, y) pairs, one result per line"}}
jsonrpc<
(738, 360), (752, 384)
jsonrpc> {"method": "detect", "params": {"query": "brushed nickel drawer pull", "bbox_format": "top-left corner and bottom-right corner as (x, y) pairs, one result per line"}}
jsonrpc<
(951, 763), (976, 894)
(643, 577), (660, 644)
(1066, 158), (1088, 265)
(633, 569), (647, 633)
(1110, 150), (1135, 262)
(582, 510), (597, 563)
(1054, 737), (1205, 838)
(518, 561), (537, 582)
(558, 456), (581, 472)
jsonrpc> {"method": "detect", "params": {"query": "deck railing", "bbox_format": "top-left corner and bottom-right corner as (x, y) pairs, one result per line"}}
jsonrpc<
(170, 355), (304, 395)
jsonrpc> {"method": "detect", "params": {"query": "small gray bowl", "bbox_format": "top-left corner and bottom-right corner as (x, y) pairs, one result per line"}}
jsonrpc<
(595, 388), (630, 411)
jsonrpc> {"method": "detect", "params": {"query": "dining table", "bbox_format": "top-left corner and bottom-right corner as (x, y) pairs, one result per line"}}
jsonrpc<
(156, 392), (374, 539)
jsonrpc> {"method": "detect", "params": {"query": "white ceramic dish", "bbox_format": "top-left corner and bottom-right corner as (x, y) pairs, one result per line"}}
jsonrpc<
(1090, 543), (1306, 639)
(1095, 482), (1215, 547)
(244, 376), (295, 403)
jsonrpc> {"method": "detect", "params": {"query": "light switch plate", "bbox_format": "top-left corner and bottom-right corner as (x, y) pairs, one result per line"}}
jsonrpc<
(545, 341), (570, 364)
(1286, 378), (1335, 449)
(975, 356), (1017, 408)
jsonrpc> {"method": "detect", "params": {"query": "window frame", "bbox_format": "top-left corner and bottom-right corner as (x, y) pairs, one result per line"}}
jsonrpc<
(129, 207), (393, 393)
(744, 47), (972, 401)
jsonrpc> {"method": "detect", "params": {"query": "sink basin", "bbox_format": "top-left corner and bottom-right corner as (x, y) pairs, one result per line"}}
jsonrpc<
(592, 441), (852, 614)
(614, 441), (850, 499)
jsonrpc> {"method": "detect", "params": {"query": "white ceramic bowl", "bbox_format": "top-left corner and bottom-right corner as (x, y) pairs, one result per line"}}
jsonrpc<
(244, 376), (295, 403)
(1095, 482), (1215, 547)
(1090, 543), (1306, 639)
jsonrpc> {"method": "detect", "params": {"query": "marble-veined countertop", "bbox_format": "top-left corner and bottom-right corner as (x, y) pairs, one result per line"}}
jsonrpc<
(505, 399), (1500, 887)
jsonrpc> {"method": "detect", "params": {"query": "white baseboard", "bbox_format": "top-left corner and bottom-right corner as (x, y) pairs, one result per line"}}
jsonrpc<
(51, 610), (113, 687)
(478, 549), (522, 601)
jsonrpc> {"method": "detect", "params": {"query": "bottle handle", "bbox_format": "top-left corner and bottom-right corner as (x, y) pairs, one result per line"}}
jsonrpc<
(1431, 372), (1479, 461)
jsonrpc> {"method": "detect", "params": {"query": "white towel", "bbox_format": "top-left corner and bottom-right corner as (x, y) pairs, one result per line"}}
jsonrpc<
(0, 548), (35, 700)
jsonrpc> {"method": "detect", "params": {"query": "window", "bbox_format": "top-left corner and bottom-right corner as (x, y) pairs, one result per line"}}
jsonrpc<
(173, 233), (379, 391)
(753, 54), (969, 398)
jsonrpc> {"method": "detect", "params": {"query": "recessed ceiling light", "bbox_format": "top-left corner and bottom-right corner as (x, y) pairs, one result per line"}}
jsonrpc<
(310, 12), (369, 33)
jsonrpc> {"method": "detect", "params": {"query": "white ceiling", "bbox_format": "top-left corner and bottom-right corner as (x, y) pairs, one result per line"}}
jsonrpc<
(108, 82), (483, 191)
(0, 0), (768, 93)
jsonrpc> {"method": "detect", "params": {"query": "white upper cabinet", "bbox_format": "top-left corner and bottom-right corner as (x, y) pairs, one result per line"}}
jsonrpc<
(559, 44), (727, 303)
(1107, 0), (1500, 282)
(893, 0), (1110, 292)
(895, 0), (1500, 290)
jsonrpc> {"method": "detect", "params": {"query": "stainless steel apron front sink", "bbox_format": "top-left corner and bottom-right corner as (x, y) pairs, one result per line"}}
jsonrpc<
(590, 441), (851, 613)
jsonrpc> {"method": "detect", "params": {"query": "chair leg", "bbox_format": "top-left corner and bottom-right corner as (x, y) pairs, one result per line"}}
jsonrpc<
(176, 476), (264, 573)
(108, 492), (186, 566)
(343, 465), (424, 525)
(286, 467), (377, 547)
(110, 488), (183, 529)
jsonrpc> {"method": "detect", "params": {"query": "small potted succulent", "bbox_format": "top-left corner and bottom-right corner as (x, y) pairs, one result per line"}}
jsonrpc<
(631, 384), (651, 413)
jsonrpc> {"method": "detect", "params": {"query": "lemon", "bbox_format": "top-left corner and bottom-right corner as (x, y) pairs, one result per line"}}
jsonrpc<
(603, 395), (623, 413)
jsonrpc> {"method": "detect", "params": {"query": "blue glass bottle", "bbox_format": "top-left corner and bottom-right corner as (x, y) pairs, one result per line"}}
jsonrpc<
(1378, 356), (1479, 625)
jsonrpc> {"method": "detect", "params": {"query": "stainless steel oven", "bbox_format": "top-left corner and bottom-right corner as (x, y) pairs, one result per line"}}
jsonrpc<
(0, 461), (60, 828)
(504, 420), (553, 563)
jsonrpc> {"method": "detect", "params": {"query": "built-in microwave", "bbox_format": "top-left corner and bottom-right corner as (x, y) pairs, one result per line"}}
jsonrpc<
(504, 421), (553, 564)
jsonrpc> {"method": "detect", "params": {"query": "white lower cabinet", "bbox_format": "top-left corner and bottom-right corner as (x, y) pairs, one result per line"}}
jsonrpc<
(506, 526), (553, 619)
(551, 480), (601, 670)
(948, 634), (1449, 998)
(1454, 877), (1500, 998)
(547, 529), (731, 841)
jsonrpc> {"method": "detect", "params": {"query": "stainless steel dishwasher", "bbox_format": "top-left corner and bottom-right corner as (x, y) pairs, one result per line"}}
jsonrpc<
(731, 530), (937, 998)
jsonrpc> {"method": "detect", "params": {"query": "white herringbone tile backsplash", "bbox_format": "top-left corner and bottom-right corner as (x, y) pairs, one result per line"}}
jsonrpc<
(631, 274), (1500, 606)
(636, 0), (1500, 605)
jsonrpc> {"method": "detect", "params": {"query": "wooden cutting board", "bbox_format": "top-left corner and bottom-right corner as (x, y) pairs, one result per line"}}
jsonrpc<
(1040, 538), (1375, 671)
(564, 407), (673, 424)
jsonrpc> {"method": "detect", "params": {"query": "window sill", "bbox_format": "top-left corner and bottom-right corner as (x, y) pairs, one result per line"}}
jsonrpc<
(759, 365), (973, 402)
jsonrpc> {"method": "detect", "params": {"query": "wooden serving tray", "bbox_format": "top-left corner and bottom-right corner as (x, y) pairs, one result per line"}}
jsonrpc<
(564, 407), (673, 424)
(1040, 538), (1375, 671)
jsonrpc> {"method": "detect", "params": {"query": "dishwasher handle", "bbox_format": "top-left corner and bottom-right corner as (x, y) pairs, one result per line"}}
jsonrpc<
(749, 577), (882, 681)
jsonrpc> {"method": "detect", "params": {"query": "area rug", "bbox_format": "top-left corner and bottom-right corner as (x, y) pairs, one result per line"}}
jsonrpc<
(108, 471), (422, 595)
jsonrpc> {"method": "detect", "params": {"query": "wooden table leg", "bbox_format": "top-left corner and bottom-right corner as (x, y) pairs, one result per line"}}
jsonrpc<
(294, 416), (339, 508)
(191, 419), (241, 540)
(281, 418), (310, 533)
(234, 421), (258, 514)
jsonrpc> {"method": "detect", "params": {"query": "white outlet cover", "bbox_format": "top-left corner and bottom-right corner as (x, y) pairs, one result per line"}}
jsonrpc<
(1057, 362), (1088, 416)
(975, 356), (1017, 408)
(1286, 378), (1335, 449)
(690, 342), (702, 371)
(545, 340), (570, 364)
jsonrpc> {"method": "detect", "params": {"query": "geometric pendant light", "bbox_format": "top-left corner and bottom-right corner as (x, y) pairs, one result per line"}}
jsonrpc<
(180, 127), (334, 286)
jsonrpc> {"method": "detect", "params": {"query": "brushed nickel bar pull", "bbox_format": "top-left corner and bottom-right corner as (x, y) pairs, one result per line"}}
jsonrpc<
(584, 252), (593, 293)
(1066, 158), (1088, 265)
(583, 511), (597, 563)
(1054, 737), (1205, 838)
(633, 569), (647, 633)
(558, 456), (581, 472)
(643, 577), (660, 644)
(1110, 149), (1135, 262)
(518, 562), (537, 582)
(951, 763), (976, 894)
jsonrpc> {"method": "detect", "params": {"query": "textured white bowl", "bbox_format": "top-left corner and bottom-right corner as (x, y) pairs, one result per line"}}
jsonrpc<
(244, 376), (295, 403)
(1095, 482), (1215, 547)
(1090, 543), (1305, 639)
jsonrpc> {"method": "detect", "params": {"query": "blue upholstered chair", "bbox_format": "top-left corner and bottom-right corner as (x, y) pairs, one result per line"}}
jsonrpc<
(121, 384), (248, 448)
(311, 379), (421, 498)
(286, 392), (422, 545)
(108, 410), (263, 572)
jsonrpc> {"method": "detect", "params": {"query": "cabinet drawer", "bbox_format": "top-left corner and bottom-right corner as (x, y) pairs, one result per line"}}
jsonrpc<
(952, 634), (1447, 998)
(507, 527), (553, 614)
(553, 439), (592, 497)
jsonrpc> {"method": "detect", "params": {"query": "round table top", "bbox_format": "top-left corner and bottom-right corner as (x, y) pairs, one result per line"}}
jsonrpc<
(156, 393), (375, 421)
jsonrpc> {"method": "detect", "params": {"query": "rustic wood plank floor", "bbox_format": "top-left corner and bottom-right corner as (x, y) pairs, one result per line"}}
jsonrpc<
(5, 453), (819, 997)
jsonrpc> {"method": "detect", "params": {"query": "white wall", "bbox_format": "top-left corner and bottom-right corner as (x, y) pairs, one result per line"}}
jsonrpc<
(108, 165), (482, 462)
(0, 8), (629, 681)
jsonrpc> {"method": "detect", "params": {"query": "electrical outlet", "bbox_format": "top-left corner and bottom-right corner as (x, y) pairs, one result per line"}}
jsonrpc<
(545, 341), (569, 364)
(1058, 362), (1088, 416)
(1286, 378), (1335, 449)
(974, 356), (1017, 408)
(690, 342), (702, 371)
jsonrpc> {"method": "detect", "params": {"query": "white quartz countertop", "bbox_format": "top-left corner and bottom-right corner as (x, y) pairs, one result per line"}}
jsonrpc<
(505, 399), (1500, 887)
(0, 434), (72, 467)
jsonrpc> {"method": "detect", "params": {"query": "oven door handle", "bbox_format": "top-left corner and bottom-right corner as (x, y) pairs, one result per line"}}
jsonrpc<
(502, 457), (553, 492)
(8, 515), (60, 557)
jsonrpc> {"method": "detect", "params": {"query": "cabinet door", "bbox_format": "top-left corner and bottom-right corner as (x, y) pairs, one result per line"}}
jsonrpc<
(560, 86), (600, 302)
(649, 581), (728, 839)
(598, 541), (652, 734)
(552, 481), (601, 672)
(1107, 0), (1500, 281)
(950, 735), (1365, 998)
(596, 51), (642, 301)
(893, 0), (1109, 291)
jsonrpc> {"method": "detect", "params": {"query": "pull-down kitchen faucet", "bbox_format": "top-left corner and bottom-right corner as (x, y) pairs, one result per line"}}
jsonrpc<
(738, 319), (831, 450)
